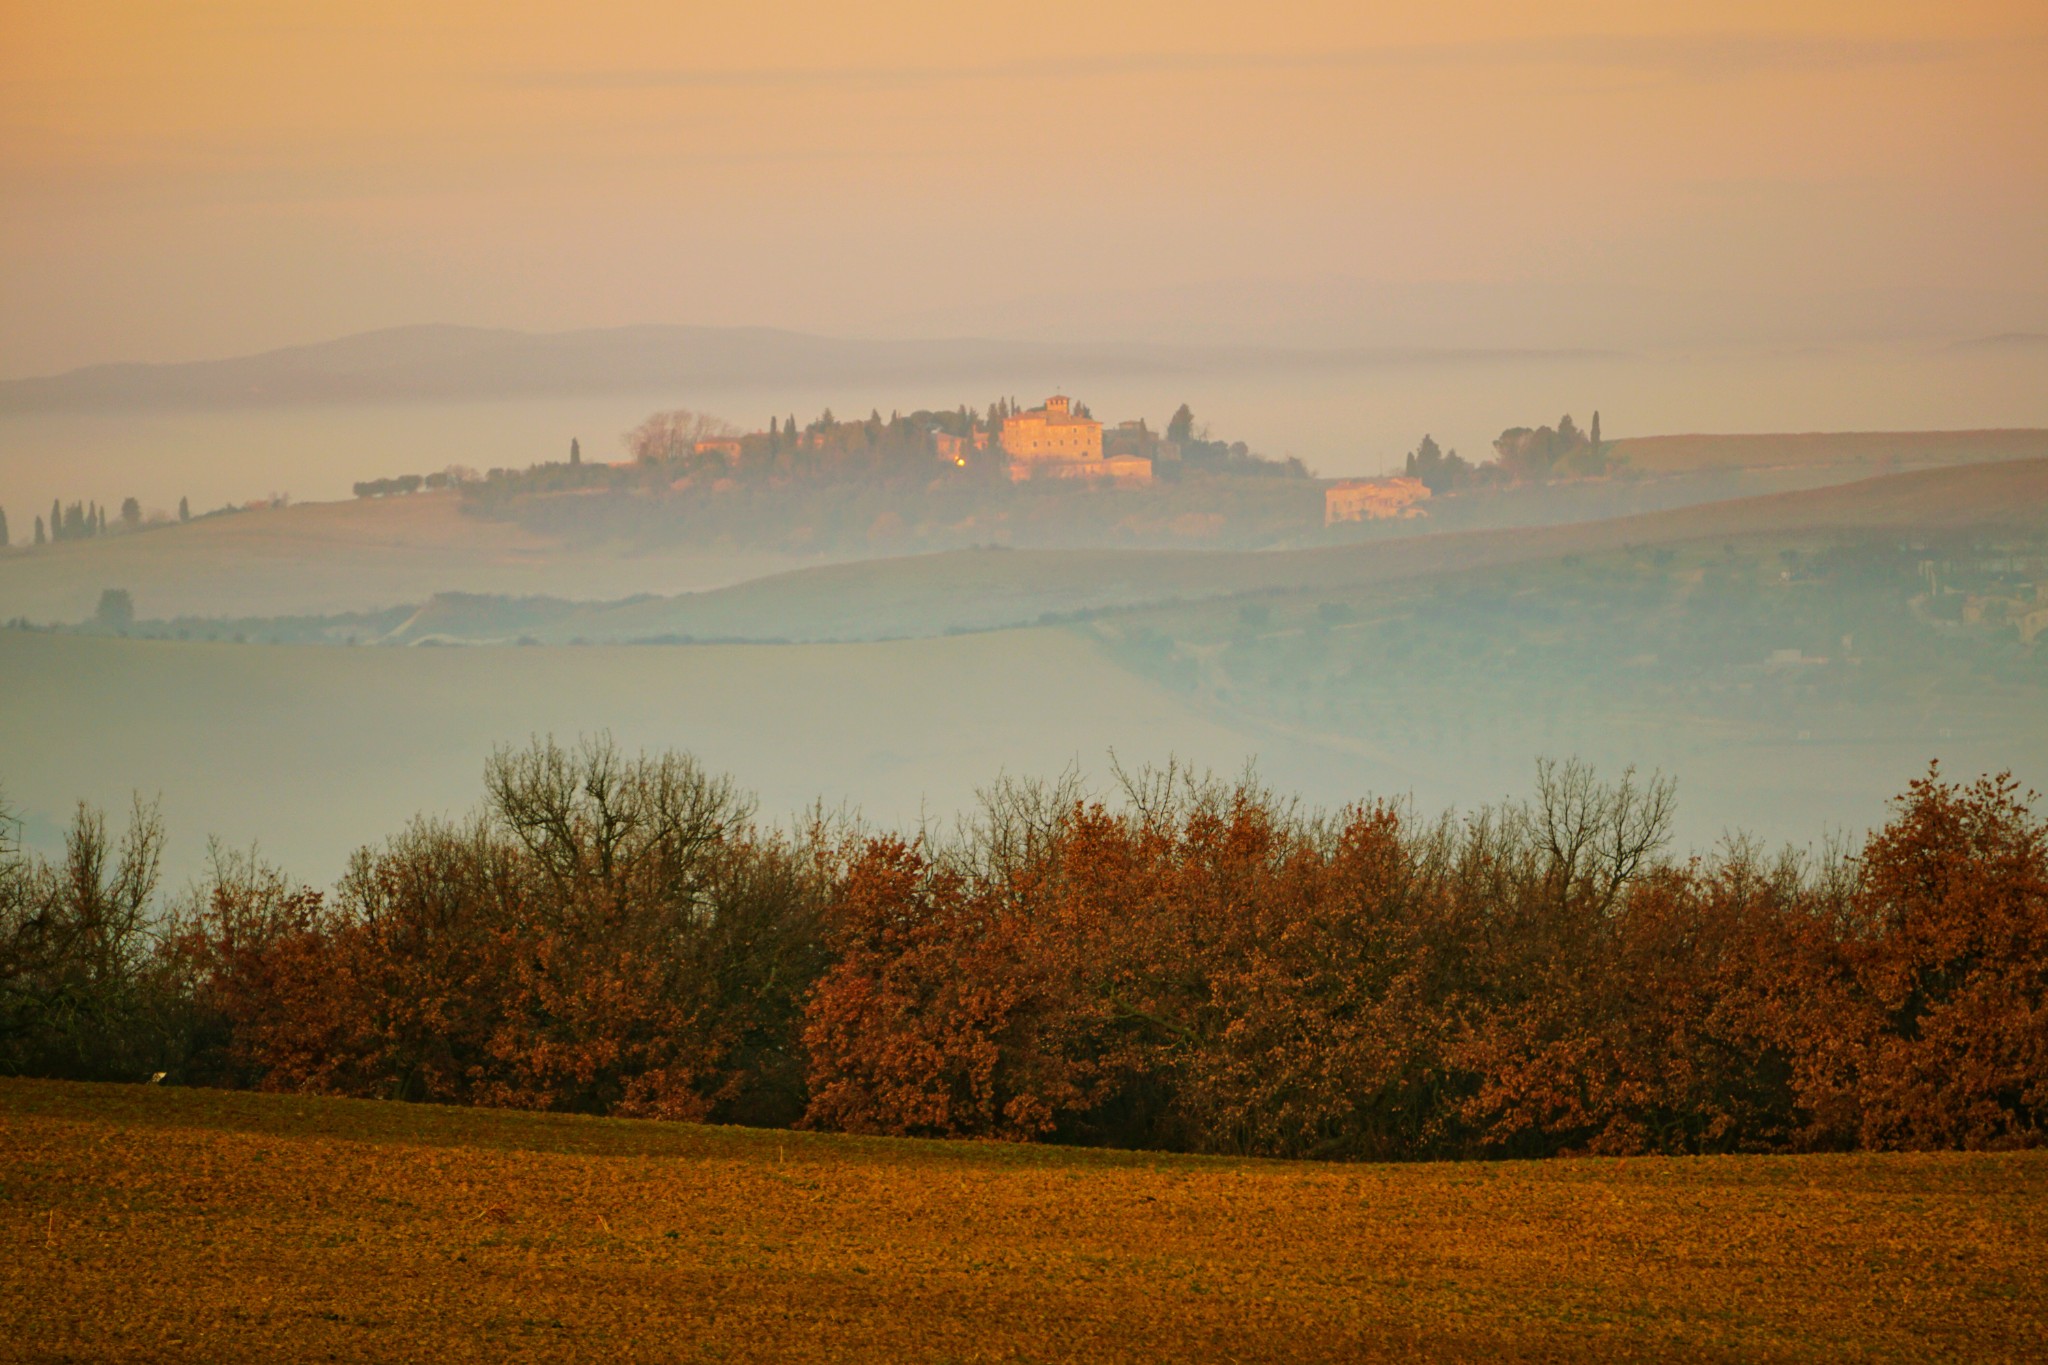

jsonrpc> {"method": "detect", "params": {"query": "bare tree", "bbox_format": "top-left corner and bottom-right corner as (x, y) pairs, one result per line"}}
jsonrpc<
(0, 795), (166, 1077)
(484, 734), (750, 910)
(952, 765), (1089, 885)
(621, 410), (740, 465)
(1526, 758), (1676, 914)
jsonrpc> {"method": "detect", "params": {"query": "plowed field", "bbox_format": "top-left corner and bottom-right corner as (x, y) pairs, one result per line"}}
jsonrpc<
(4, 1079), (2044, 1362)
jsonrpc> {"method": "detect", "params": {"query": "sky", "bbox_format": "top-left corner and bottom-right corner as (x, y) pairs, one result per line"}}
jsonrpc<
(2, 0), (2046, 375)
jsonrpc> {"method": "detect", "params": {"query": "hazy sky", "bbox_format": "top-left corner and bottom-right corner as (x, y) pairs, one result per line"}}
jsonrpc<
(3, 0), (2045, 374)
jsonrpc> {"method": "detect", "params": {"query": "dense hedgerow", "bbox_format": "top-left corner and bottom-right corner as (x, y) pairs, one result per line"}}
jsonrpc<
(3, 742), (2043, 1159)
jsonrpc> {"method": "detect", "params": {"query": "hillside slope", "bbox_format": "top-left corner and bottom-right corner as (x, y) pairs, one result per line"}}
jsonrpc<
(524, 457), (2048, 643)
(10, 457), (2043, 635)
(0, 491), (810, 621)
(1611, 428), (2048, 473)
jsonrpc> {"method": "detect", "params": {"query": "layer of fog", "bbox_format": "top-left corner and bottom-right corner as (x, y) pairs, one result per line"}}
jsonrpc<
(4, 341), (2045, 523)
(3, 625), (2036, 893)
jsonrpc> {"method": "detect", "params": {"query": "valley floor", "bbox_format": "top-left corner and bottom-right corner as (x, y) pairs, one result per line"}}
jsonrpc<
(3, 1079), (2043, 1362)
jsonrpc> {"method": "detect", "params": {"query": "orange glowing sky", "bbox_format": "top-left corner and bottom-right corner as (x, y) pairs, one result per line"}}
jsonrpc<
(2, 0), (2044, 372)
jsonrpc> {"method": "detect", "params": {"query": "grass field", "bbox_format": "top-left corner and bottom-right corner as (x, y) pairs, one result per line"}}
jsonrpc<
(3, 1079), (2044, 1362)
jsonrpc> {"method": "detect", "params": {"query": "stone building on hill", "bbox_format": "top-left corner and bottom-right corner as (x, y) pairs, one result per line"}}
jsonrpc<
(1001, 395), (1151, 485)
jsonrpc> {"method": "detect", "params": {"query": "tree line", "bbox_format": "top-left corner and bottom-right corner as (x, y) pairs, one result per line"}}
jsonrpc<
(351, 469), (473, 499)
(2, 496), (196, 548)
(4, 741), (2043, 1158)
(448, 403), (1313, 553)
(1402, 413), (1615, 493)
(465, 400), (1308, 507)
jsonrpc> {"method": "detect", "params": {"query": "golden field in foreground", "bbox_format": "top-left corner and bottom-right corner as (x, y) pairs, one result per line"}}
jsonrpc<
(3, 1082), (2045, 1362)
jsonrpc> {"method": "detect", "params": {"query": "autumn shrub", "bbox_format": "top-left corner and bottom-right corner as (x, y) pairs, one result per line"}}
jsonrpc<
(800, 761), (2048, 1159)
(168, 738), (832, 1124)
(159, 844), (342, 1090)
(1824, 770), (2048, 1149)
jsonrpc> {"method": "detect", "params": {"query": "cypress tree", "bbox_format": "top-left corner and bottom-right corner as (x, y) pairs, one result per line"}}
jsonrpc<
(0, 506), (8, 549)
(51, 499), (61, 542)
(34, 515), (46, 546)
(570, 437), (581, 466)
(179, 496), (190, 522)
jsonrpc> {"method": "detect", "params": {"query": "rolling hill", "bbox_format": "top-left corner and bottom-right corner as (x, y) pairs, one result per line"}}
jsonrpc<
(390, 457), (2048, 644)
(8, 446), (2041, 631)
(0, 491), (811, 622)
(6, 458), (2042, 885)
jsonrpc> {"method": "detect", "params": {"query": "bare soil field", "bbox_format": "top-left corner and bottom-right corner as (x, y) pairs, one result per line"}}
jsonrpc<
(3, 1079), (2044, 1363)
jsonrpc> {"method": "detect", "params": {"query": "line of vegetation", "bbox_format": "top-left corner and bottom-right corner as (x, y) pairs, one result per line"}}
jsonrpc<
(3, 742), (2043, 1159)
(0, 492), (270, 551)
(349, 469), (472, 498)
(9, 496), (171, 546)
(1400, 412), (1619, 492)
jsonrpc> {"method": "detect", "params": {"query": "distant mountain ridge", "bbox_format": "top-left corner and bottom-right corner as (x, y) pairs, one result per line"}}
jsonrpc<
(0, 323), (1602, 413)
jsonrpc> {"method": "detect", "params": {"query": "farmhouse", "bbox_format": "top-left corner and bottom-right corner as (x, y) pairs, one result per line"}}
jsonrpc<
(1002, 395), (1152, 486)
(1325, 476), (1431, 524)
